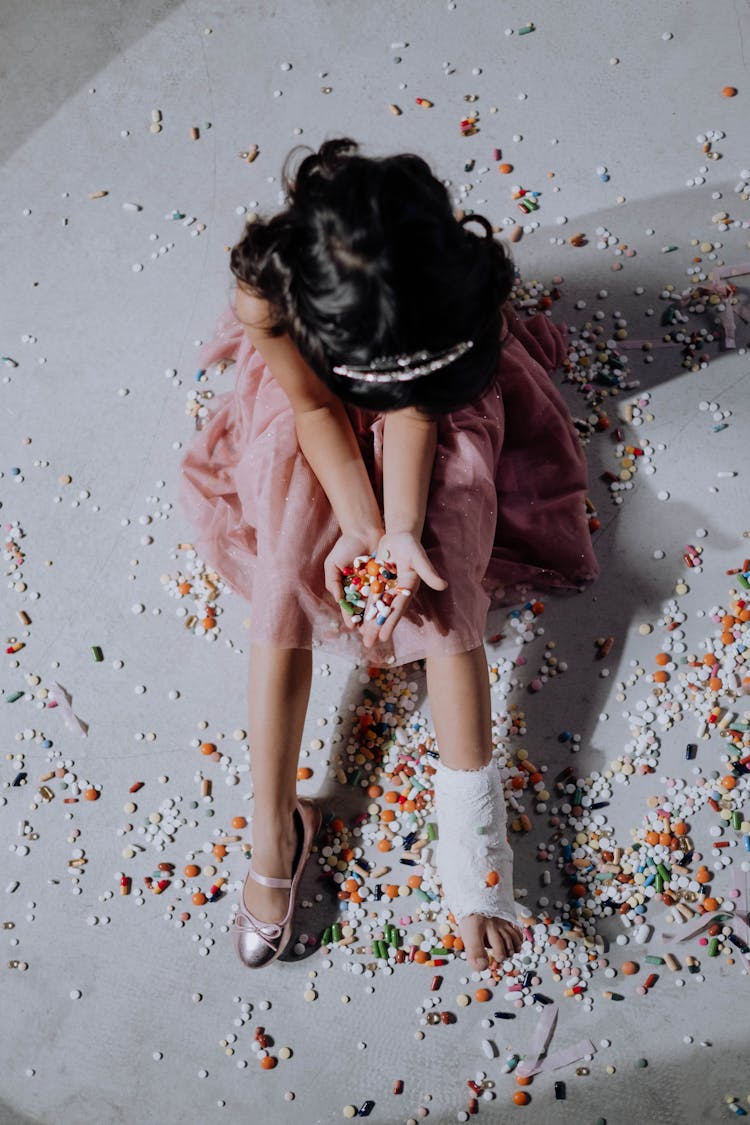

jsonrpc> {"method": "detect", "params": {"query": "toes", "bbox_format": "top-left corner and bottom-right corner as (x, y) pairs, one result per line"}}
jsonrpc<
(460, 916), (489, 971)
(487, 921), (522, 964)
(487, 928), (507, 965)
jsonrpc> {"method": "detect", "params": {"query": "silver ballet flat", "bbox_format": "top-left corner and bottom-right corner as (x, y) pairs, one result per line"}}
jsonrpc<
(233, 798), (322, 969)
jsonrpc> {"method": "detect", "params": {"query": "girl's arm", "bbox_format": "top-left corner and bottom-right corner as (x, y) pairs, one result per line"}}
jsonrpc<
(362, 407), (447, 648)
(382, 406), (438, 538)
(234, 290), (383, 541)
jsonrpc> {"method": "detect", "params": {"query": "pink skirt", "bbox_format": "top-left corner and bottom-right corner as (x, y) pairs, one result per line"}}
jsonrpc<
(178, 304), (599, 665)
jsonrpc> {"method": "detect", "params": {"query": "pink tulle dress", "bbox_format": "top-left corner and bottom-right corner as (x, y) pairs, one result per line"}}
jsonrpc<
(178, 303), (599, 666)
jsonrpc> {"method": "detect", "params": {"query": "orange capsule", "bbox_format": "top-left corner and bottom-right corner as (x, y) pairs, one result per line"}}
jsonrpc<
(184, 864), (201, 878)
(84, 787), (100, 801)
(512, 1091), (531, 1105)
(377, 838), (392, 852)
(486, 870), (500, 886)
(231, 816), (247, 829)
(296, 767), (313, 781)
(474, 988), (492, 1002)
(260, 1056), (277, 1070)
(722, 85), (738, 97)
(498, 163), (513, 174)
(200, 742), (216, 756)
(695, 866), (711, 884)
(192, 891), (207, 905)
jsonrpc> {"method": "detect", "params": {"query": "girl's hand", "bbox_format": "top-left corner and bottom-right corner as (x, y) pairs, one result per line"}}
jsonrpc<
(324, 531), (384, 630)
(360, 531), (448, 649)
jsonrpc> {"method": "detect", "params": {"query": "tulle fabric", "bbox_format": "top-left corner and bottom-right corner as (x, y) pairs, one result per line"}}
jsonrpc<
(178, 303), (599, 666)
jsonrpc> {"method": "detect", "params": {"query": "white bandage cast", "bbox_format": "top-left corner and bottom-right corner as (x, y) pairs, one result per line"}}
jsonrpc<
(432, 758), (524, 934)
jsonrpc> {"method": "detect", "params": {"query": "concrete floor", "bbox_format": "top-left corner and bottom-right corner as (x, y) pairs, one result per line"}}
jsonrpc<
(2, 1), (750, 1123)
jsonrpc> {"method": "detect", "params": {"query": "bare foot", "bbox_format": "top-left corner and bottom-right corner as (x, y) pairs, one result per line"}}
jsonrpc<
(242, 812), (299, 925)
(460, 913), (524, 972)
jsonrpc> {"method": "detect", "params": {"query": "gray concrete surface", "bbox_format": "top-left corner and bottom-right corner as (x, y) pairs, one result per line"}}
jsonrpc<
(2, 1), (750, 1123)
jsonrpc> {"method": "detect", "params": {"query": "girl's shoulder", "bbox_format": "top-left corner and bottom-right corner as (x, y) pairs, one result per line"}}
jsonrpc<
(233, 287), (277, 337)
(233, 288), (335, 414)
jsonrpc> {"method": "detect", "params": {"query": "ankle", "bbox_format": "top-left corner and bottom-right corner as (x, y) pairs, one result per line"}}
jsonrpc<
(252, 799), (297, 827)
(251, 807), (298, 848)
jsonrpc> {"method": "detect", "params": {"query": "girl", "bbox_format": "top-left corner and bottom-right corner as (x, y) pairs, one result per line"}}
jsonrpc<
(179, 137), (598, 973)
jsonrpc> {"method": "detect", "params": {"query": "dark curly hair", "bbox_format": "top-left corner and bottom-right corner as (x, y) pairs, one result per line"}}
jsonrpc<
(229, 136), (515, 414)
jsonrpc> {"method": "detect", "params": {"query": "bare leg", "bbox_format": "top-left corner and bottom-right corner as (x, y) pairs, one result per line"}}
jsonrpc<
(243, 644), (312, 924)
(426, 644), (524, 971)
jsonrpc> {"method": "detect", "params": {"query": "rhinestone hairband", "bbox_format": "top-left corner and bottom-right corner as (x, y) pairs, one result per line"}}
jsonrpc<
(332, 338), (474, 383)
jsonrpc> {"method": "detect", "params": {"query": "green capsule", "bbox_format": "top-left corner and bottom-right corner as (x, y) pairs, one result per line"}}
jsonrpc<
(331, 923), (343, 943)
(707, 937), (720, 957)
(426, 822), (438, 841)
(656, 863), (671, 882)
(5, 690), (24, 703)
(414, 887), (432, 902)
(731, 810), (743, 831)
(654, 873), (664, 894)
(430, 947), (450, 957)
(645, 955), (664, 965)
(339, 598), (356, 615)
(91, 645), (104, 662)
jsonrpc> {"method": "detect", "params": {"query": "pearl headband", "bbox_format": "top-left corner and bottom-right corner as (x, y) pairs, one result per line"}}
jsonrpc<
(332, 337), (474, 383)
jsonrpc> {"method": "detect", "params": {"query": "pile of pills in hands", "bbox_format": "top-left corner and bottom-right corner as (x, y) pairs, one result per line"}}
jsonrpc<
(339, 555), (410, 627)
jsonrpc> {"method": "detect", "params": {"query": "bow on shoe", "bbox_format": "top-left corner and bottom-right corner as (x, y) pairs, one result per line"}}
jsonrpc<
(234, 911), (283, 949)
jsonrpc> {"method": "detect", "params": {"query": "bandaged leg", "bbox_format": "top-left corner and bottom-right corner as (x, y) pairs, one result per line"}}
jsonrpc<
(432, 758), (524, 934)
